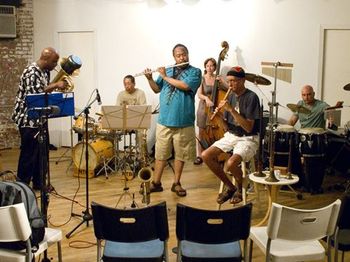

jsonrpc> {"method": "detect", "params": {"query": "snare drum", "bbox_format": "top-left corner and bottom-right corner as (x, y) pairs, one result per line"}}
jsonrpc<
(73, 116), (96, 134)
(274, 125), (296, 154)
(94, 123), (115, 137)
(72, 139), (114, 170)
(298, 128), (327, 156)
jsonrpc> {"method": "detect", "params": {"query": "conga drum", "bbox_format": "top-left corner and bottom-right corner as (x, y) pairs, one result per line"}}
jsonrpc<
(298, 128), (327, 193)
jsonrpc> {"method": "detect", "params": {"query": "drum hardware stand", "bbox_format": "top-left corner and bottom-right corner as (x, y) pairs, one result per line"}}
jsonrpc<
(66, 96), (99, 239)
(95, 155), (115, 179)
(115, 166), (138, 209)
(260, 61), (293, 182)
(116, 133), (139, 208)
(54, 116), (74, 165)
(255, 103), (266, 177)
(110, 131), (124, 173)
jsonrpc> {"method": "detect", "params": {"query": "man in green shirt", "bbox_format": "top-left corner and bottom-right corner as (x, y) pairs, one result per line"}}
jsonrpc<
(288, 85), (329, 129)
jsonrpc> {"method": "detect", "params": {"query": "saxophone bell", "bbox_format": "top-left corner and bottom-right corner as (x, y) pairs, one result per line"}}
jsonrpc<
(138, 167), (153, 205)
(138, 129), (153, 205)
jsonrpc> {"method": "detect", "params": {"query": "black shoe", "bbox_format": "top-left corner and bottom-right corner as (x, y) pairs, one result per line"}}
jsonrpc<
(32, 185), (42, 191)
(49, 144), (58, 151)
(310, 188), (323, 195)
(193, 157), (203, 165)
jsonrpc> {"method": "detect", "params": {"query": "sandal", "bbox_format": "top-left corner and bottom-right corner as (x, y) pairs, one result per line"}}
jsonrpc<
(139, 181), (163, 194)
(230, 190), (243, 204)
(193, 157), (203, 165)
(217, 187), (237, 204)
(171, 183), (187, 197)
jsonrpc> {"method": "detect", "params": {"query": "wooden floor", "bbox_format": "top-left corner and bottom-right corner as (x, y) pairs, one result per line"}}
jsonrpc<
(1, 147), (349, 262)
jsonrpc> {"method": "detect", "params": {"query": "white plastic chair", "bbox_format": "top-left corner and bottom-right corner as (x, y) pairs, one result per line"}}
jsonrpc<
(0, 203), (62, 262)
(248, 199), (341, 262)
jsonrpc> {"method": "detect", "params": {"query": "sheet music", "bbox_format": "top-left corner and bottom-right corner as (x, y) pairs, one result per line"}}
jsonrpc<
(101, 105), (152, 130)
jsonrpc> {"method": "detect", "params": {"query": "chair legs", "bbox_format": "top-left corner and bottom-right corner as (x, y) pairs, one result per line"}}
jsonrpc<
(248, 238), (253, 262)
(57, 241), (62, 262)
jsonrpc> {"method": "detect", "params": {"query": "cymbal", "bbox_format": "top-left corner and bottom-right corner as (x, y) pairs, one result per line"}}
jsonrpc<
(287, 103), (311, 114)
(245, 73), (271, 85)
(343, 83), (350, 91)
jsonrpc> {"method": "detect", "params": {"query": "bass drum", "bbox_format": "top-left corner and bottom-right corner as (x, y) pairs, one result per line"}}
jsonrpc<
(72, 139), (114, 170)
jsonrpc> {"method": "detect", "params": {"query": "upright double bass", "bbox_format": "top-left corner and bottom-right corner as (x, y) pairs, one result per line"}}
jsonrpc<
(200, 41), (230, 149)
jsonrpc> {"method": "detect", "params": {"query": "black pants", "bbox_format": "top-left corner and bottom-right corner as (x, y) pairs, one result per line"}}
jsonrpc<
(17, 127), (48, 188)
(302, 156), (326, 192)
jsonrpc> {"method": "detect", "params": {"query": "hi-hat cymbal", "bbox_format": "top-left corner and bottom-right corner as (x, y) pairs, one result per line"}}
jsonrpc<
(287, 103), (311, 114)
(343, 83), (350, 91)
(245, 73), (271, 85)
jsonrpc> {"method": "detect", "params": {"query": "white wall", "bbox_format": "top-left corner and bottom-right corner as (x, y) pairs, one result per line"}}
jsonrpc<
(33, 0), (350, 143)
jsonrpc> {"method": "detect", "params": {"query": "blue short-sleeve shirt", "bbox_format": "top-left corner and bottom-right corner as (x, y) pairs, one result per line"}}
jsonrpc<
(156, 65), (201, 127)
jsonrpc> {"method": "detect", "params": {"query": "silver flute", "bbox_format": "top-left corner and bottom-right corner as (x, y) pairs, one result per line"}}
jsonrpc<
(134, 62), (189, 77)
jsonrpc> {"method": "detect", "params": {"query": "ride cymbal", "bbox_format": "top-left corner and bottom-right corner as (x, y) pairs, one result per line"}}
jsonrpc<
(245, 73), (271, 86)
(343, 83), (350, 91)
(287, 103), (311, 114)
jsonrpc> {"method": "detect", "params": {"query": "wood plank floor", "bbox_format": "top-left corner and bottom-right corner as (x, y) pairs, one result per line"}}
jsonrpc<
(1, 147), (349, 262)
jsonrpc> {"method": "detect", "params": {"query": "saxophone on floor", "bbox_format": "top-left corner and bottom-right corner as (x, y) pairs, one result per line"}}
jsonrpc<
(137, 129), (153, 205)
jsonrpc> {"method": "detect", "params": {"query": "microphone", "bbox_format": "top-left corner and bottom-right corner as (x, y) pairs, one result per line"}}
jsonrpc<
(96, 89), (102, 105)
(30, 106), (61, 116)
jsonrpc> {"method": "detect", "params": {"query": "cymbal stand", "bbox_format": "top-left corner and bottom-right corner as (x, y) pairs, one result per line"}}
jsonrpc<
(265, 62), (281, 182)
(255, 102), (266, 177)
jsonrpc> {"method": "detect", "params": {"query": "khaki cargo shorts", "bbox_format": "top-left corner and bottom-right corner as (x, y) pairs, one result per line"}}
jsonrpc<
(155, 123), (196, 162)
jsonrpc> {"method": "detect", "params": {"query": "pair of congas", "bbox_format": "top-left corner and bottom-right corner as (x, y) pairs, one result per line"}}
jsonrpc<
(271, 125), (327, 157)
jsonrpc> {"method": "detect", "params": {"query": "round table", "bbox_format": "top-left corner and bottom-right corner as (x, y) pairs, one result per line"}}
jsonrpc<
(249, 171), (299, 226)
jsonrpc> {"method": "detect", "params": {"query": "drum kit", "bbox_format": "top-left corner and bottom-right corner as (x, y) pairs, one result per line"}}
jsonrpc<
(71, 114), (142, 179)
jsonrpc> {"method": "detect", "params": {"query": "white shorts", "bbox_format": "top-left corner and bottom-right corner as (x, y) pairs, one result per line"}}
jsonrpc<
(212, 132), (258, 162)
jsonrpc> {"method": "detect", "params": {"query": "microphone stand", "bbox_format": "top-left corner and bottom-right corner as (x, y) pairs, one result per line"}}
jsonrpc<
(66, 97), (98, 239)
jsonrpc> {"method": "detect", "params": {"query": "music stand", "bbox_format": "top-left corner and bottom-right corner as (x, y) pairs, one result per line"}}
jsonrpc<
(26, 92), (74, 260)
(101, 105), (152, 208)
(101, 105), (152, 130)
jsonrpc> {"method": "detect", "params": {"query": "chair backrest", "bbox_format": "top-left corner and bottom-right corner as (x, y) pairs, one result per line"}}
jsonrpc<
(338, 193), (350, 230)
(91, 201), (169, 242)
(176, 203), (253, 244)
(0, 203), (31, 243)
(267, 199), (341, 241)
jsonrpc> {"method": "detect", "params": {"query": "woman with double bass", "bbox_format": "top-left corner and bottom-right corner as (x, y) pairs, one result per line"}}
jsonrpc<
(194, 57), (217, 165)
(195, 41), (231, 164)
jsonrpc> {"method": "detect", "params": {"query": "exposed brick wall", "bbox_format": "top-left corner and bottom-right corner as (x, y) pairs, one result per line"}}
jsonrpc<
(0, 0), (33, 149)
